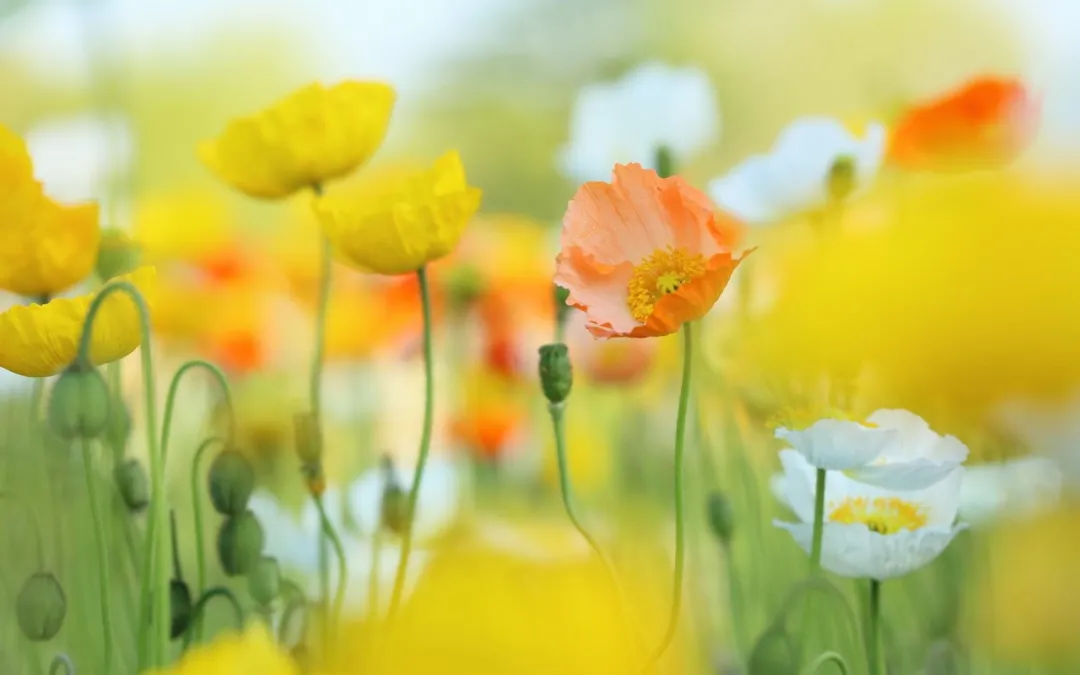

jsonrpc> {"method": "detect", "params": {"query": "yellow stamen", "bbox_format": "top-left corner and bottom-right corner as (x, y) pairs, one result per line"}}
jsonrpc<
(828, 496), (927, 535)
(626, 247), (706, 323)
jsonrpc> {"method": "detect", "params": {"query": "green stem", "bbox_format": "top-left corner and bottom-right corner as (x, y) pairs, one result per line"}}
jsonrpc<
(387, 265), (435, 617)
(804, 651), (850, 675)
(160, 360), (235, 464)
(867, 579), (882, 675)
(182, 586), (245, 649)
(643, 322), (694, 671)
(810, 468), (827, 572)
(722, 542), (749, 661)
(0, 492), (46, 570)
(77, 281), (166, 670)
(367, 529), (381, 623)
(777, 577), (861, 636)
(189, 436), (225, 642)
(309, 183), (332, 628)
(548, 400), (645, 655)
(278, 582), (308, 646)
(314, 494), (348, 632)
(48, 653), (75, 675)
(79, 438), (113, 674)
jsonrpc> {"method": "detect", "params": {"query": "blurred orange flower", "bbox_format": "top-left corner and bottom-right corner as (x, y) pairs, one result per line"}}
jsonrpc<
(889, 76), (1038, 172)
(450, 367), (527, 461)
(555, 163), (745, 338)
(322, 274), (422, 362)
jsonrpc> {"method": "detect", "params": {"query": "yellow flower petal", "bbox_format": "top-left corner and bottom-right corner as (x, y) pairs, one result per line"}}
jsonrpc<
(316, 151), (482, 275)
(0, 267), (155, 377)
(0, 123), (33, 183)
(145, 623), (298, 675)
(201, 81), (396, 199)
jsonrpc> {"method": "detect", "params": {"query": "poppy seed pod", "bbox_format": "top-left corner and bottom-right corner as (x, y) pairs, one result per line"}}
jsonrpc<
(826, 155), (857, 203)
(47, 363), (110, 440)
(746, 627), (799, 675)
(538, 344), (573, 405)
(16, 572), (66, 642)
(380, 462), (409, 535)
(706, 491), (735, 545)
(248, 556), (281, 606)
(114, 458), (150, 513)
(96, 229), (142, 282)
(217, 511), (265, 577)
(169, 579), (193, 640)
(208, 450), (255, 516)
(104, 394), (131, 452)
(655, 145), (674, 179)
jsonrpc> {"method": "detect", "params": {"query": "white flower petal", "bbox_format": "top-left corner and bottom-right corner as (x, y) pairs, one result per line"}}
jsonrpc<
(959, 456), (1063, 526)
(708, 156), (783, 225)
(776, 419), (897, 470)
(346, 457), (461, 540)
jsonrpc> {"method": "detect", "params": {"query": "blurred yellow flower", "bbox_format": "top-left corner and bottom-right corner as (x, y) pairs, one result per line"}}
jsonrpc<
(315, 151), (482, 275)
(200, 81), (396, 199)
(0, 266), (155, 377)
(134, 189), (234, 265)
(147, 623), (298, 675)
(0, 123), (99, 298)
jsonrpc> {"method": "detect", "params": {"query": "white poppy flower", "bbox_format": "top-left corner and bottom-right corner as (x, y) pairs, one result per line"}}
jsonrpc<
(774, 450), (965, 580)
(708, 117), (886, 226)
(958, 456), (1063, 526)
(559, 61), (720, 183)
(776, 409), (969, 490)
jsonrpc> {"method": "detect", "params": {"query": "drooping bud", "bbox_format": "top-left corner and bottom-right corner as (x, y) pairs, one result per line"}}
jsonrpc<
(538, 343), (573, 405)
(248, 556), (281, 606)
(746, 627), (799, 675)
(208, 449), (255, 516)
(16, 573), (66, 642)
(826, 155), (857, 203)
(294, 412), (322, 467)
(114, 458), (150, 513)
(96, 229), (141, 281)
(217, 510), (265, 577)
(706, 491), (735, 545)
(169, 579), (193, 640)
(104, 393), (132, 452)
(379, 456), (409, 536)
(47, 363), (110, 441)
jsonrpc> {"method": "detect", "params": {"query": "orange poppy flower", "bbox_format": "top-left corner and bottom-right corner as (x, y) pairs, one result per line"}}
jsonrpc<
(889, 76), (1038, 172)
(556, 163), (745, 339)
(450, 368), (527, 461)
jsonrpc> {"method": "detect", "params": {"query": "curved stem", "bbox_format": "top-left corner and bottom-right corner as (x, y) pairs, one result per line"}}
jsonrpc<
(643, 322), (694, 671)
(48, 653), (75, 675)
(78, 281), (167, 670)
(189, 436), (225, 642)
(777, 577), (861, 638)
(810, 469), (827, 573)
(866, 579), (882, 675)
(160, 360), (236, 464)
(387, 265), (435, 617)
(804, 651), (850, 675)
(309, 183), (332, 631)
(314, 494), (348, 632)
(182, 586), (245, 649)
(0, 492), (46, 570)
(278, 582), (309, 646)
(548, 400), (646, 656)
(80, 438), (113, 674)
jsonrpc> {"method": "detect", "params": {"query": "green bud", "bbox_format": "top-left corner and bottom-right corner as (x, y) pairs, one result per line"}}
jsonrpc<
(294, 412), (322, 467)
(96, 229), (141, 281)
(706, 491), (735, 545)
(208, 450), (255, 516)
(826, 155), (857, 203)
(104, 394), (131, 452)
(169, 579), (193, 640)
(16, 572), (66, 642)
(47, 363), (110, 440)
(379, 457), (408, 535)
(747, 628), (798, 675)
(654, 145), (675, 179)
(114, 458), (150, 513)
(217, 510), (265, 577)
(538, 343), (573, 404)
(248, 556), (281, 606)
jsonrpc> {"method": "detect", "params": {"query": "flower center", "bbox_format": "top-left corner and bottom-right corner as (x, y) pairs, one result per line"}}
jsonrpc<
(626, 247), (706, 323)
(828, 496), (927, 535)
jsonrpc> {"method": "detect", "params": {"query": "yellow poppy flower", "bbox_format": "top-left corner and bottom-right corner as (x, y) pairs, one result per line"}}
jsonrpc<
(0, 123), (99, 298)
(315, 151), (482, 275)
(0, 266), (155, 377)
(145, 623), (298, 675)
(200, 81), (396, 199)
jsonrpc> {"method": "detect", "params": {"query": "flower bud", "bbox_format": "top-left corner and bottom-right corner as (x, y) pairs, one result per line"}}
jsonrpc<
(294, 412), (322, 467)
(47, 363), (110, 441)
(248, 556), (281, 606)
(538, 343), (573, 405)
(96, 229), (141, 281)
(105, 394), (132, 452)
(169, 579), (193, 640)
(208, 449), (255, 516)
(654, 145), (674, 179)
(706, 491), (735, 545)
(379, 457), (409, 535)
(826, 154), (856, 203)
(114, 458), (150, 514)
(16, 572), (66, 642)
(217, 510), (265, 577)
(746, 627), (798, 675)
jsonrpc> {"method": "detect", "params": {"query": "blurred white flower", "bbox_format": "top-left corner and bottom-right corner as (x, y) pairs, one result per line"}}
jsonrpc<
(346, 456), (460, 539)
(776, 409), (969, 490)
(958, 456), (1063, 526)
(709, 117), (885, 225)
(559, 61), (720, 183)
(774, 450), (965, 580)
(997, 391), (1080, 483)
